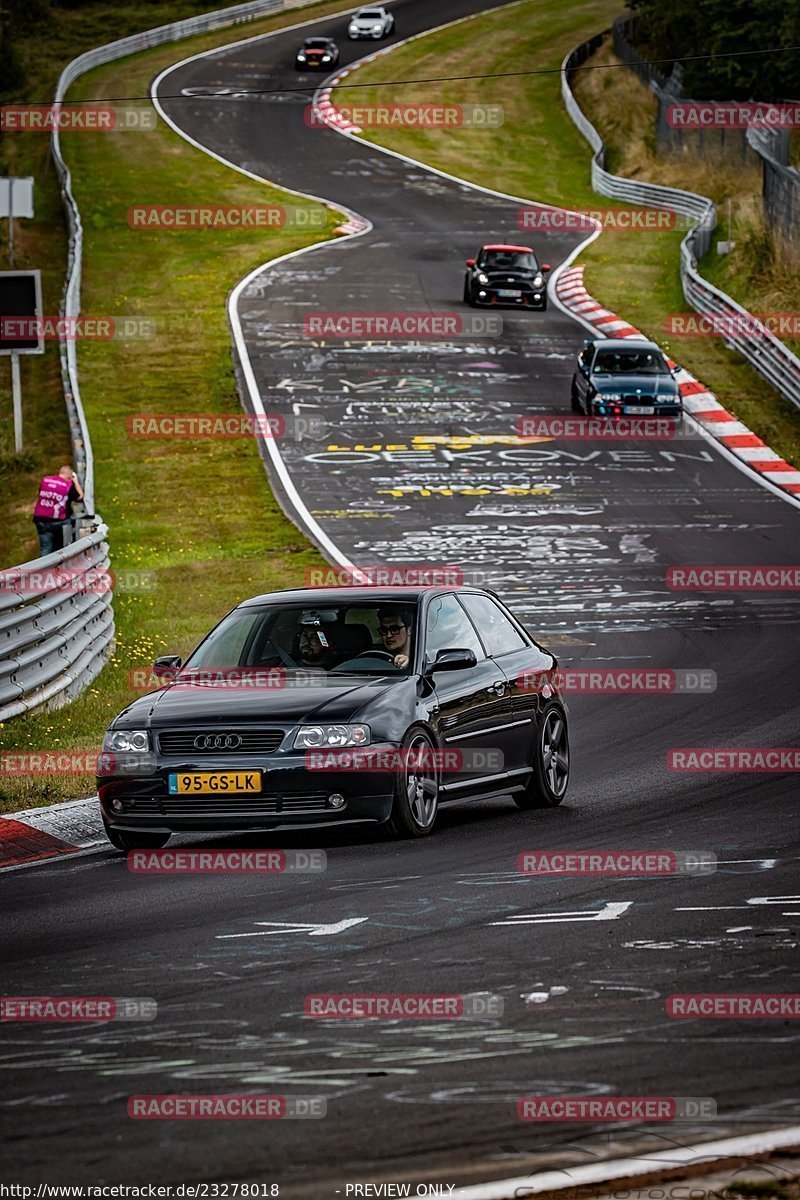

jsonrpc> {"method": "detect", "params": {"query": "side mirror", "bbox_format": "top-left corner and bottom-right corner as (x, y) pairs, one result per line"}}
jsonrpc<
(670, 365), (682, 376)
(428, 648), (478, 673)
(541, 263), (551, 272)
(153, 655), (181, 681)
(465, 258), (476, 267)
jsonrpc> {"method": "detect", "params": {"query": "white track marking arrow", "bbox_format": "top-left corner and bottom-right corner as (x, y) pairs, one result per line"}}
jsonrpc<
(489, 901), (632, 926)
(217, 918), (368, 940)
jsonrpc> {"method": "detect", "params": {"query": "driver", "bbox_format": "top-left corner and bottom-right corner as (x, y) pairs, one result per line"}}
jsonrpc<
(377, 607), (414, 670)
(298, 625), (336, 670)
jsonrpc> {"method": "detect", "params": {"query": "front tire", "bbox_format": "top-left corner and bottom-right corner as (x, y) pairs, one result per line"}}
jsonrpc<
(104, 822), (170, 852)
(464, 279), (477, 308)
(383, 728), (439, 838)
(514, 703), (570, 809)
(570, 382), (583, 413)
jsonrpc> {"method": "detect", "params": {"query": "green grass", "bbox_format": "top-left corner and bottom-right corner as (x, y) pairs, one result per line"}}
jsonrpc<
(0, 0), (356, 811)
(332, 1), (800, 468)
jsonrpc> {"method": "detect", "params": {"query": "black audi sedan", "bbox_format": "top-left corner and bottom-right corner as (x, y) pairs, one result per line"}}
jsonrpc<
(571, 337), (683, 419)
(463, 244), (551, 309)
(97, 587), (570, 849)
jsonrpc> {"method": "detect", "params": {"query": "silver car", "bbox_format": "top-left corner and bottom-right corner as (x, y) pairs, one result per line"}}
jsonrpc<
(348, 5), (395, 38)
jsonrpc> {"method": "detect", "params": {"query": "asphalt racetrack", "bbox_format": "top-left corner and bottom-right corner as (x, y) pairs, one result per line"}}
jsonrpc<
(2, 0), (799, 1193)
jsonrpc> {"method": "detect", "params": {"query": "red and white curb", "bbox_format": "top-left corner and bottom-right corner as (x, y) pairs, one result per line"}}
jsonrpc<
(556, 265), (800, 497)
(314, 44), (395, 136)
(0, 796), (103, 870)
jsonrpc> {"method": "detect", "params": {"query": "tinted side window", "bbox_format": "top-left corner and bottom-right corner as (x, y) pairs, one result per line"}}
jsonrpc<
(459, 594), (527, 657)
(425, 594), (485, 661)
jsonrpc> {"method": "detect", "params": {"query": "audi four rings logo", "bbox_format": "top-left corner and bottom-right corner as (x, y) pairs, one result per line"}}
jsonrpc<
(194, 734), (242, 750)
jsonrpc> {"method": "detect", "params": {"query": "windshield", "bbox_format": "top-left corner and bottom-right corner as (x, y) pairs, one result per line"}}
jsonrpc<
(478, 249), (538, 271)
(304, 39), (330, 47)
(358, 10), (383, 17)
(593, 348), (670, 375)
(183, 601), (418, 676)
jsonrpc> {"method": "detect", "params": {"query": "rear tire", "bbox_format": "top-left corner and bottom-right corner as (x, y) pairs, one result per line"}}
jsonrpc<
(514, 703), (570, 809)
(383, 728), (439, 838)
(104, 822), (170, 852)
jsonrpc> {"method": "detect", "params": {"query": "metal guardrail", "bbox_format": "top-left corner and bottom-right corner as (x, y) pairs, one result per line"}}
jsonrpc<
(562, 34), (800, 411)
(2, 0), (318, 722)
(0, 526), (114, 720)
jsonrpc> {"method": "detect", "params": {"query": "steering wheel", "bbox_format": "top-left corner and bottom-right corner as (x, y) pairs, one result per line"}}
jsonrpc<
(357, 650), (395, 661)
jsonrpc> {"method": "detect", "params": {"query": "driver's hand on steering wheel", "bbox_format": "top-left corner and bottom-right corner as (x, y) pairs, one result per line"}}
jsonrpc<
(393, 654), (409, 669)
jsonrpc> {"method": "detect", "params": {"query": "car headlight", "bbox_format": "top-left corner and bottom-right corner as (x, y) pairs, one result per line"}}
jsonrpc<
(349, 23), (358, 30)
(297, 54), (306, 60)
(294, 724), (371, 749)
(599, 392), (623, 401)
(322, 54), (331, 61)
(477, 272), (489, 284)
(373, 23), (382, 30)
(103, 729), (150, 753)
(533, 274), (544, 288)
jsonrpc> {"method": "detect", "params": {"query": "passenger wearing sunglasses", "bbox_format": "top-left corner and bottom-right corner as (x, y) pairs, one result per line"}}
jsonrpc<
(377, 608), (413, 670)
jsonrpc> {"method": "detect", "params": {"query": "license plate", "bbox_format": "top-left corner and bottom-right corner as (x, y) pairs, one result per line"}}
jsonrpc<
(625, 405), (654, 415)
(497, 289), (522, 298)
(168, 772), (262, 794)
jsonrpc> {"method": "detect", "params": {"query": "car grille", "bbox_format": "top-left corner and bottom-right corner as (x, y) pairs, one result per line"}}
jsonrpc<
(122, 793), (333, 818)
(157, 729), (285, 755)
(622, 393), (655, 404)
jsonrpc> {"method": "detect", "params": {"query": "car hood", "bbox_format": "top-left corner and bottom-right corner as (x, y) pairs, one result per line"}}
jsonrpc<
(352, 16), (382, 24)
(116, 674), (399, 728)
(592, 372), (678, 395)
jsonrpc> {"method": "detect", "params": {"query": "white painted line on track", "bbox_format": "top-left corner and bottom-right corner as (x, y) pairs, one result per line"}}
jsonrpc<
(451, 1126), (800, 1199)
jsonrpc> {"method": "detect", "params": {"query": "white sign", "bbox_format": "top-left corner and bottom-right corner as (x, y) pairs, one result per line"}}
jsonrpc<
(0, 178), (34, 219)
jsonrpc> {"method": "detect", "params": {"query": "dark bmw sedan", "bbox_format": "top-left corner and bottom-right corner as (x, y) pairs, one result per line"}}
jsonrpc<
(98, 587), (570, 849)
(571, 337), (683, 419)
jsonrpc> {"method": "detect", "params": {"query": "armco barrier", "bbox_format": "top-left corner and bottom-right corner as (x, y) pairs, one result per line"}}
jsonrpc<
(0, 526), (114, 721)
(562, 35), (800, 412)
(0, 0), (321, 722)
